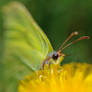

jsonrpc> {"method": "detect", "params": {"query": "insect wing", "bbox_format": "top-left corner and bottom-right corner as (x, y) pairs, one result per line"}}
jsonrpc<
(2, 2), (53, 71)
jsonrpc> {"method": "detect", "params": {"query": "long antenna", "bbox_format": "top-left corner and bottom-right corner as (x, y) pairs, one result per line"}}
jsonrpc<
(61, 36), (89, 51)
(59, 31), (78, 50)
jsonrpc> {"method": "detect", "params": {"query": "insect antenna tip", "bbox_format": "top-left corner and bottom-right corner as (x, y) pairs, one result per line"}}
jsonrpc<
(81, 36), (90, 40)
(73, 31), (78, 35)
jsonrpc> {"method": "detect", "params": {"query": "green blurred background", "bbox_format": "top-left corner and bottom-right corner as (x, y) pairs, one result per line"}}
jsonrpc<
(0, 0), (92, 92)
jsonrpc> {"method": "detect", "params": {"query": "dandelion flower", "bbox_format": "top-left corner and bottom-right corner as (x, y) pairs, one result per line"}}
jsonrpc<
(19, 63), (92, 92)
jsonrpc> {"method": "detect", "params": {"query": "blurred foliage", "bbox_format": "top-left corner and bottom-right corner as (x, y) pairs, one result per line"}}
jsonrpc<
(0, 0), (92, 92)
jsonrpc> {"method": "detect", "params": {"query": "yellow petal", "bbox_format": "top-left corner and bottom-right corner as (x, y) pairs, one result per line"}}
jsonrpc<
(18, 63), (92, 92)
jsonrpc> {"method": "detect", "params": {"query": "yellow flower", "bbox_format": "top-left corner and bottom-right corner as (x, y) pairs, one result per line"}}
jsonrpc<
(19, 63), (92, 92)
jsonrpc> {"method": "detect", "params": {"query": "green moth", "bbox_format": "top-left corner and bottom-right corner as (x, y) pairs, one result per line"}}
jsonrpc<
(3, 2), (89, 71)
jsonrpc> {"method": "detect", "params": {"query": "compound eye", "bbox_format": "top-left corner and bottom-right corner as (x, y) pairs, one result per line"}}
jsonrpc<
(52, 53), (59, 60)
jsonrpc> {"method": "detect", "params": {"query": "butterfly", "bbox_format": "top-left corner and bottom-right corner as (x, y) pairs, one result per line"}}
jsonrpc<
(2, 2), (89, 71)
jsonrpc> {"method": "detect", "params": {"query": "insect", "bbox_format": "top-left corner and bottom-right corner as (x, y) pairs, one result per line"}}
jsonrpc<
(3, 2), (89, 71)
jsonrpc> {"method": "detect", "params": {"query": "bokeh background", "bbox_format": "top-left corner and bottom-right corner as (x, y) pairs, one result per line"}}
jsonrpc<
(0, 0), (92, 92)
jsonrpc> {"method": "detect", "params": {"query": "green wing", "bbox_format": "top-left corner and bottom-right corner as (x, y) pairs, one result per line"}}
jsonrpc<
(3, 2), (53, 71)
